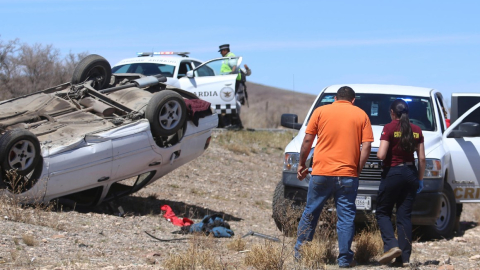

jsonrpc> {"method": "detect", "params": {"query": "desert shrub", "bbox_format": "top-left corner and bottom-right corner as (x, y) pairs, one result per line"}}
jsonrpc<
(163, 235), (225, 270)
(22, 234), (36, 246)
(227, 237), (247, 251)
(244, 242), (286, 270)
(354, 214), (383, 263)
(0, 170), (62, 229)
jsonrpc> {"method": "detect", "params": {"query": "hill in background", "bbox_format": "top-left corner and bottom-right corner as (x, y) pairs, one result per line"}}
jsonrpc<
(240, 82), (317, 128)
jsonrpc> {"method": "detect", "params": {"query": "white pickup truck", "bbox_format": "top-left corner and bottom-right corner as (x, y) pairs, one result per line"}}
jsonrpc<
(273, 84), (480, 238)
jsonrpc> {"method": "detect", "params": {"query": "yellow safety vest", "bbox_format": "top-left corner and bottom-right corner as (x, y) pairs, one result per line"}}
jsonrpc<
(220, 52), (241, 80)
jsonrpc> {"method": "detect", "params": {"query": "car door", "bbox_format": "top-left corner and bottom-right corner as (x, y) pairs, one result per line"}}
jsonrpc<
(46, 140), (113, 198)
(177, 57), (242, 114)
(443, 101), (480, 202)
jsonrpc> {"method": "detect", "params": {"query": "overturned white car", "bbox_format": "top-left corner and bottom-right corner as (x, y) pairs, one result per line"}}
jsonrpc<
(0, 54), (217, 206)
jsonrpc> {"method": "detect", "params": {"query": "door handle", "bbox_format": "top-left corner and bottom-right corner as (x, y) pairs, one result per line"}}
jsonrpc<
(98, 176), (110, 182)
(149, 161), (161, 166)
(225, 83), (232, 86)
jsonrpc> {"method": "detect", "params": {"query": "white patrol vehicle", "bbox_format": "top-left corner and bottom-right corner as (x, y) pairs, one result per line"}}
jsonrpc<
(274, 84), (480, 239)
(112, 52), (242, 127)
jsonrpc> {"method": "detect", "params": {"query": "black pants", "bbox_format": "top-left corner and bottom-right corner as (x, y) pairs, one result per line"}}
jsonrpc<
(376, 165), (419, 263)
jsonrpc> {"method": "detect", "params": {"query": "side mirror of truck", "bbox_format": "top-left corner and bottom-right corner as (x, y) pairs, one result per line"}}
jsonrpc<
(186, 70), (194, 78)
(447, 122), (480, 138)
(281, 114), (302, 130)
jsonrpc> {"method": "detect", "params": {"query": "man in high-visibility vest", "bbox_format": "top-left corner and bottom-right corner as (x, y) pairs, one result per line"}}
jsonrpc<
(218, 44), (248, 129)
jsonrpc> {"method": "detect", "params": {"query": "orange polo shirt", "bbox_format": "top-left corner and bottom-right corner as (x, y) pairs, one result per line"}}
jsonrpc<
(306, 100), (374, 177)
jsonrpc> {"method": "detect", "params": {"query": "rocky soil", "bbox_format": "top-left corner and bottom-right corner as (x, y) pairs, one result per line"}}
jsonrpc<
(1, 130), (480, 269)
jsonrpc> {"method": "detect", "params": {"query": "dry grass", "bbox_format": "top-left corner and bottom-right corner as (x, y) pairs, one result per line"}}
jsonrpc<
(213, 130), (293, 156)
(0, 170), (63, 230)
(354, 229), (383, 263)
(22, 234), (36, 246)
(354, 214), (383, 263)
(226, 237), (247, 251)
(298, 241), (330, 269)
(163, 235), (226, 270)
(244, 242), (287, 270)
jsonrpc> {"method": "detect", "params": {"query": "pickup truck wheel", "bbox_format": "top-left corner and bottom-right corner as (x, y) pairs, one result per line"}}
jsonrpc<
(425, 183), (456, 239)
(146, 91), (187, 137)
(71, 54), (111, 90)
(0, 129), (41, 176)
(272, 181), (302, 237)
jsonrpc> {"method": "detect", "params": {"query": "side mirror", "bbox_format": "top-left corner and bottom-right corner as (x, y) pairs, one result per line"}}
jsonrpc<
(186, 70), (194, 78)
(447, 122), (480, 138)
(281, 113), (302, 130)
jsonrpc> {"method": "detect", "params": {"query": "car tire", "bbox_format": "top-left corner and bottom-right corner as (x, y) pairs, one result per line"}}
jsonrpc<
(0, 129), (41, 176)
(71, 54), (112, 90)
(424, 182), (456, 239)
(145, 90), (187, 137)
(272, 181), (303, 237)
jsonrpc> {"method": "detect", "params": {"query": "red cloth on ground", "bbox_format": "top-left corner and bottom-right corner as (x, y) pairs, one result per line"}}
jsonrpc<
(160, 205), (194, 226)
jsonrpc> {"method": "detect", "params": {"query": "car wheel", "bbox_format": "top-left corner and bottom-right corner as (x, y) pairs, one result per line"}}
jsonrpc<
(71, 54), (112, 90)
(0, 129), (41, 176)
(272, 181), (303, 237)
(0, 129), (43, 193)
(145, 90), (187, 137)
(425, 182), (456, 239)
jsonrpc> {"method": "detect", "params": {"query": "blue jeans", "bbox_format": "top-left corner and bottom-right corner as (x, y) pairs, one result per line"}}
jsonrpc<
(295, 175), (359, 266)
(376, 165), (419, 263)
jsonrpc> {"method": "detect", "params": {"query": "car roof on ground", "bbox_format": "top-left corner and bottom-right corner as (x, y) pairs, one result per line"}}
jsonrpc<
(113, 55), (202, 67)
(324, 84), (434, 96)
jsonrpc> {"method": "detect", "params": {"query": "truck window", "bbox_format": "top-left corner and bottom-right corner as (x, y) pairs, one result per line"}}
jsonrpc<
(307, 93), (436, 131)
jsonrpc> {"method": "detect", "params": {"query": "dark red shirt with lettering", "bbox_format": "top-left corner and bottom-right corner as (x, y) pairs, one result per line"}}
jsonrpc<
(380, 120), (424, 167)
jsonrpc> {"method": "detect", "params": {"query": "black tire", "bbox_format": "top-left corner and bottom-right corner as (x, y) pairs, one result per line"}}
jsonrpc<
(71, 54), (111, 90)
(0, 129), (41, 176)
(272, 181), (303, 237)
(145, 91), (187, 137)
(425, 183), (456, 239)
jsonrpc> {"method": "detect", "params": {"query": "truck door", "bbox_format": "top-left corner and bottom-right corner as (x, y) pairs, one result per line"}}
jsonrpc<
(177, 57), (242, 115)
(443, 101), (480, 202)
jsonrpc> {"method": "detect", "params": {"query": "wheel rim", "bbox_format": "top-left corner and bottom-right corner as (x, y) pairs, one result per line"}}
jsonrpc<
(87, 66), (106, 89)
(8, 140), (36, 171)
(435, 192), (451, 231)
(158, 99), (182, 130)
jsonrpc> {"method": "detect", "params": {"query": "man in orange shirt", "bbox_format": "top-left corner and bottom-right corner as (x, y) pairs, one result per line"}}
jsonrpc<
(294, 86), (373, 268)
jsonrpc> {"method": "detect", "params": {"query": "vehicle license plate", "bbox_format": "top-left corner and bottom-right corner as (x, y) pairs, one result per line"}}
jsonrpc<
(355, 196), (372, 210)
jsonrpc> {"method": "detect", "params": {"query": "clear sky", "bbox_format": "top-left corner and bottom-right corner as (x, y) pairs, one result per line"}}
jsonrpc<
(1, 0), (480, 104)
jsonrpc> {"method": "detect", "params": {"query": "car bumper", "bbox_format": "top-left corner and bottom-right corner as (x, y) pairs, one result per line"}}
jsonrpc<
(282, 172), (442, 226)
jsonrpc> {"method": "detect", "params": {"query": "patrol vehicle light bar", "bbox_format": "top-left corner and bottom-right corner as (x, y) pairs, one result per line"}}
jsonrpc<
(137, 52), (190, 57)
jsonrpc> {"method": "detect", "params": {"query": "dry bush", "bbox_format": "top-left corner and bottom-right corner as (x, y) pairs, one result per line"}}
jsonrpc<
(22, 234), (36, 246)
(353, 214), (383, 264)
(226, 237), (246, 251)
(9, 249), (34, 267)
(0, 36), (88, 101)
(163, 235), (225, 270)
(244, 241), (287, 270)
(354, 229), (383, 263)
(296, 198), (338, 266)
(298, 241), (329, 269)
(0, 170), (62, 230)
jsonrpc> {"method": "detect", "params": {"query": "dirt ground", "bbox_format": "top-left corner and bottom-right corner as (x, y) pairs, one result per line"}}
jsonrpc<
(1, 130), (480, 269)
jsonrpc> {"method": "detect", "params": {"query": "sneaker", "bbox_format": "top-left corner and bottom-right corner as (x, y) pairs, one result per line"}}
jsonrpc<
(378, 247), (402, 264)
(339, 259), (357, 268)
